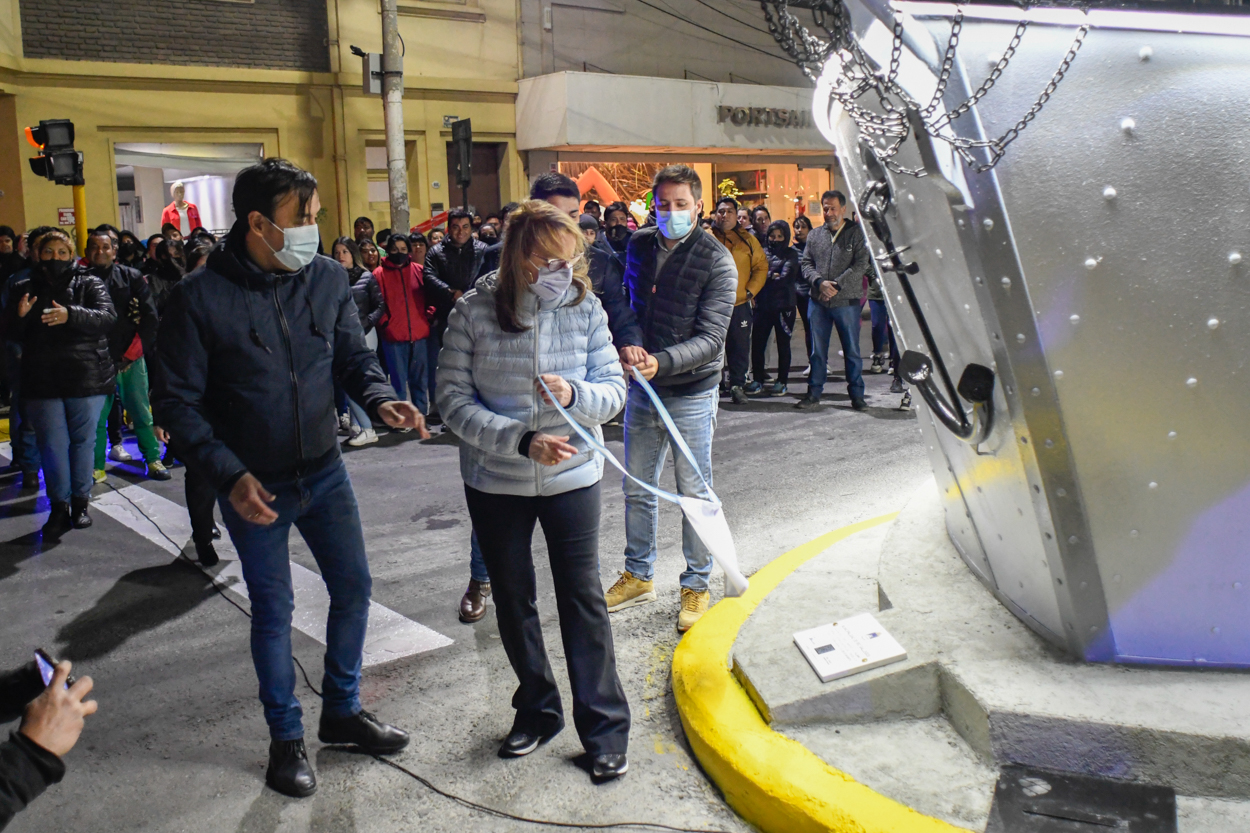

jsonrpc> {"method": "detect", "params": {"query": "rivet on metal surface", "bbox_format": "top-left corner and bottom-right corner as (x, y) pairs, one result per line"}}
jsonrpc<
(1020, 435), (1027, 443)
(1208, 318), (1220, 330)
(1056, 488), (1067, 497)
(1138, 46), (1153, 61)
(1212, 627), (1221, 635)
(958, 218), (965, 228)
(1120, 117), (1136, 134)
(1016, 333), (1026, 343)
(1230, 251), (1243, 265)
(1069, 314), (1080, 324)
(896, 295), (903, 302)
(982, 218), (994, 230)
(936, 248), (943, 258)
(1033, 484), (1040, 493)
(1045, 439), (1054, 448)
(1007, 386), (1014, 395)
(1000, 277), (1011, 288)
(1068, 535), (1079, 544)
(1149, 482), (1159, 490)
(975, 276), (983, 285)
(964, 304), (971, 312)
(1030, 387), (1040, 396)
(1053, 369), (1064, 379)
(1186, 377), (1198, 388)
(1168, 431), (1177, 440)
(1084, 258), (1098, 271)
(1130, 530), (1139, 538)
(1102, 186), (1117, 201)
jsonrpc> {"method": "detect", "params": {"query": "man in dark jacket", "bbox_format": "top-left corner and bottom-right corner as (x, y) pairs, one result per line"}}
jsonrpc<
(797, 189), (872, 411)
(603, 165), (737, 634)
(84, 231), (167, 481)
(423, 209), (487, 332)
(150, 158), (427, 799)
(0, 658), (96, 831)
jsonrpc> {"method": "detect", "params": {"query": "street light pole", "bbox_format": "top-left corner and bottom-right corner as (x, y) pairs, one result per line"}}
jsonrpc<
(380, 0), (409, 233)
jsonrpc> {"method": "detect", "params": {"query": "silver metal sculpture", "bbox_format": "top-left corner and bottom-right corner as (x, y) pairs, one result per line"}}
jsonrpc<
(765, 0), (1250, 666)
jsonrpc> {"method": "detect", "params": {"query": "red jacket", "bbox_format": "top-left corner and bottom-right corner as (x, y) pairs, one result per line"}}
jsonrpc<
(161, 201), (202, 233)
(373, 260), (430, 343)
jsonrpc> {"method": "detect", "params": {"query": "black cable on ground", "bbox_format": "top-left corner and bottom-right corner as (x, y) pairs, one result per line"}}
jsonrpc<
(97, 480), (737, 833)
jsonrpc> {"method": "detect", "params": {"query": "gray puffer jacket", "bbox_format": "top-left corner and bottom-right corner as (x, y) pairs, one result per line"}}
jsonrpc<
(436, 272), (625, 497)
(800, 221), (871, 308)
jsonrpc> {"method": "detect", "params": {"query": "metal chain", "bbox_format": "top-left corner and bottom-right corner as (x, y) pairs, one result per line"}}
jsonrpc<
(758, 0), (1088, 175)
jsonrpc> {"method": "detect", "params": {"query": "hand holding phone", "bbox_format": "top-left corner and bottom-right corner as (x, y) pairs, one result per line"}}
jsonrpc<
(34, 649), (74, 689)
(20, 658), (96, 757)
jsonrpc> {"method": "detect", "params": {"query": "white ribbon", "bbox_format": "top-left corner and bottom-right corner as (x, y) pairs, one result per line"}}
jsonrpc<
(537, 369), (749, 597)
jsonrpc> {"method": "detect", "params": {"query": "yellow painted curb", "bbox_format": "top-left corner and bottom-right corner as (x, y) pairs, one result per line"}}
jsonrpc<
(672, 514), (964, 833)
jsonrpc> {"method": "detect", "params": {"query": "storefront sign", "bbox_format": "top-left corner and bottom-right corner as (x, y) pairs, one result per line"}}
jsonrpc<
(57, 207), (74, 225)
(717, 105), (812, 129)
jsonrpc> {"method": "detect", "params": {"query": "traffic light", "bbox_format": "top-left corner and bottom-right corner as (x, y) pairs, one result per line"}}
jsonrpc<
(25, 119), (83, 186)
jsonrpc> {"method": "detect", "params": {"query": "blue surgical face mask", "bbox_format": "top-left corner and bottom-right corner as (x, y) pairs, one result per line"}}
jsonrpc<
(263, 216), (320, 271)
(656, 209), (695, 240)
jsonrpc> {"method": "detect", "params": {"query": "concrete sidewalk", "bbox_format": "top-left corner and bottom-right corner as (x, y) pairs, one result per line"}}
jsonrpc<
(683, 478), (1250, 832)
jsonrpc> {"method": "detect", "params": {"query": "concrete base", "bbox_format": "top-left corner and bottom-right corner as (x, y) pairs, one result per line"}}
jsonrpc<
(731, 478), (1250, 831)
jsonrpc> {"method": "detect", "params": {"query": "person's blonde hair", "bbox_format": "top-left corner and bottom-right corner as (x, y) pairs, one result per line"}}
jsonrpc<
(36, 229), (73, 257)
(495, 200), (589, 333)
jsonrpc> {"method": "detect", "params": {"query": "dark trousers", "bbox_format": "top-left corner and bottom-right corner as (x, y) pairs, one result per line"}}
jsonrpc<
(796, 297), (812, 367)
(751, 306), (795, 385)
(725, 302), (753, 388)
(465, 482), (630, 755)
(185, 463), (217, 545)
(869, 299), (900, 370)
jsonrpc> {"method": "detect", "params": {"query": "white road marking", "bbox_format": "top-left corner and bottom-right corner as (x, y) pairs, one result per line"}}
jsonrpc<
(2, 436), (452, 667)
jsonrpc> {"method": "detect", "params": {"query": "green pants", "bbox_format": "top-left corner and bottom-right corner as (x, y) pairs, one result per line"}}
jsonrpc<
(95, 357), (161, 468)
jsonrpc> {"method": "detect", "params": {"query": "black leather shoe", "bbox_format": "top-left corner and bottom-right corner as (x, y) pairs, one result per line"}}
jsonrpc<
(20, 472), (39, 491)
(591, 753), (628, 782)
(195, 540), (220, 568)
(499, 726), (561, 758)
(266, 738), (316, 797)
(851, 397), (868, 411)
(793, 395), (821, 411)
(42, 502), (72, 539)
(318, 710), (409, 755)
(70, 497), (92, 529)
(459, 579), (491, 623)
(212, 525), (222, 540)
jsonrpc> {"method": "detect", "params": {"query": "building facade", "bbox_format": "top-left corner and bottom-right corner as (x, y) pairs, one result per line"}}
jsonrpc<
(0, 0), (527, 240)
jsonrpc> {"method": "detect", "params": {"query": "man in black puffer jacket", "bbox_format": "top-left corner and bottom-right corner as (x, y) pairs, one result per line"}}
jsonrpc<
(151, 158), (427, 800)
(604, 165), (737, 634)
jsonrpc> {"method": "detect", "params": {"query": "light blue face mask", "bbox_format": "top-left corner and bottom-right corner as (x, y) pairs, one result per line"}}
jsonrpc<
(656, 209), (695, 240)
(263, 216), (321, 271)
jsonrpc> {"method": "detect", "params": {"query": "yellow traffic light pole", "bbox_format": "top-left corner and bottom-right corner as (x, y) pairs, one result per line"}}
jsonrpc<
(72, 184), (87, 256)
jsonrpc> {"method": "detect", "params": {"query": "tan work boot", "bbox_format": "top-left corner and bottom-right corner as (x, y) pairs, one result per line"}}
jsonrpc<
(605, 571), (656, 612)
(677, 587), (710, 633)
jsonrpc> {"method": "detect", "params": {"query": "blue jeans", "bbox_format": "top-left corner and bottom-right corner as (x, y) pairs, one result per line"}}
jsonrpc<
(380, 338), (429, 414)
(469, 528), (489, 583)
(807, 300), (864, 400)
(868, 299), (898, 363)
(623, 385), (718, 591)
(26, 396), (106, 503)
(218, 457), (372, 741)
(5, 342), (41, 475)
(426, 333), (441, 411)
(346, 397), (371, 431)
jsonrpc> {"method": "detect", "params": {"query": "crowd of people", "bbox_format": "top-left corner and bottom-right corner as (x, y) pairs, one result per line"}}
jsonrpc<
(0, 158), (909, 822)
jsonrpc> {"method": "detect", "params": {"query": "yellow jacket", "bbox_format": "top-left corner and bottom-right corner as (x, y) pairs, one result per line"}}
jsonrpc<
(713, 227), (768, 306)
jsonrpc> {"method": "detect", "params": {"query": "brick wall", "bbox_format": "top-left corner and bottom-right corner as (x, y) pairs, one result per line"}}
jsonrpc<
(20, 0), (330, 72)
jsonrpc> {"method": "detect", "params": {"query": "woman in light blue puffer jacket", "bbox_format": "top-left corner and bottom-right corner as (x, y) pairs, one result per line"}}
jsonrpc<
(435, 200), (631, 782)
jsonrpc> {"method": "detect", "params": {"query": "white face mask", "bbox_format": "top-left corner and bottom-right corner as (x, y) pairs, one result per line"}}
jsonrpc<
(530, 261), (573, 303)
(262, 216), (320, 271)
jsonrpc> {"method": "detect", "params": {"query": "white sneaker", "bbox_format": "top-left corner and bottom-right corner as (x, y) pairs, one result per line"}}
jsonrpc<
(108, 444), (135, 462)
(801, 366), (811, 378)
(348, 428), (379, 447)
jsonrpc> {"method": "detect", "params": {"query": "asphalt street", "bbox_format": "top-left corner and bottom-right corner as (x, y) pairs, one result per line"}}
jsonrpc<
(0, 330), (930, 833)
